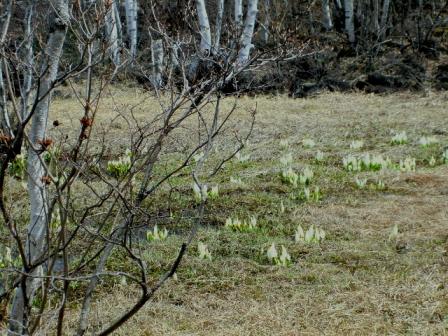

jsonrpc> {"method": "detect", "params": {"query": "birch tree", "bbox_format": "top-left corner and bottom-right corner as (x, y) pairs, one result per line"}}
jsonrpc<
(261, 0), (271, 43)
(0, 0), (12, 134)
(105, 0), (120, 65)
(372, 0), (380, 35)
(125, 0), (138, 59)
(235, 0), (243, 27)
(380, 0), (391, 39)
(213, 0), (225, 52)
(322, 0), (333, 30)
(238, 0), (259, 64)
(344, 0), (356, 43)
(8, 1), (70, 333)
(21, 1), (35, 120)
(151, 38), (164, 88)
(196, 0), (212, 54)
(114, 0), (123, 43)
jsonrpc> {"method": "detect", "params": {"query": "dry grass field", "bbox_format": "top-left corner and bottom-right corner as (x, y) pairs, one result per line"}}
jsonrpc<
(33, 89), (448, 334)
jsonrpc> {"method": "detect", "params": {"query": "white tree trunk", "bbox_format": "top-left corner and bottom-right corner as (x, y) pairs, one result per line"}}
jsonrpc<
(335, 0), (342, 9)
(372, 0), (380, 34)
(0, 66), (10, 133)
(170, 42), (179, 68)
(0, 0), (12, 133)
(151, 39), (164, 88)
(196, 0), (212, 54)
(105, 0), (120, 65)
(8, 1), (69, 333)
(344, 0), (355, 43)
(238, 0), (259, 65)
(21, 1), (34, 120)
(213, 0), (225, 52)
(322, 0), (333, 30)
(114, 0), (123, 42)
(235, 0), (243, 26)
(380, 0), (391, 38)
(261, 0), (271, 43)
(125, 0), (137, 59)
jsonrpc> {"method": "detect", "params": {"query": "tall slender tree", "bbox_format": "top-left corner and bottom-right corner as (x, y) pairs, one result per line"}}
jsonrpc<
(238, 0), (259, 64)
(21, 1), (35, 120)
(344, 0), (356, 43)
(125, 0), (138, 59)
(9, 1), (70, 333)
(196, 0), (212, 54)
(105, 0), (120, 65)
(322, 0), (333, 30)
(151, 38), (164, 88)
(261, 0), (271, 43)
(235, 0), (243, 26)
(380, 0), (391, 39)
(213, 0), (225, 52)
(0, 0), (13, 134)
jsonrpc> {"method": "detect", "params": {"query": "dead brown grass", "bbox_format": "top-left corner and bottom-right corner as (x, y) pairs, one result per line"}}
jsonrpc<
(54, 89), (448, 335)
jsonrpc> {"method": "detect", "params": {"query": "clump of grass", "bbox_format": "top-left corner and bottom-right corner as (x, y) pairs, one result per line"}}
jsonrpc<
(354, 177), (367, 189)
(267, 243), (291, 266)
(294, 224), (326, 243)
(193, 183), (208, 203)
(230, 176), (243, 185)
(197, 242), (212, 260)
(280, 168), (299, 187)
(418, 136), (438, 147)
(208, 185), (219, 199)
(342, 153), (391, 172)
(0, 247), (11, 267)
(428, 156), (436, 167)
(146, 225), (168, 241)
(442, 148), (448, 163)
(302, 138), (316, 148)
(354, 177), (386, 190)
(299, 167), (314, 185)
(193, 152), (204, 163)
(399, 157), (416, 172)
(107, 149), (132, 178)
(391, 131), (408, 145)
(342, 154), (361, 172)
(225, 216), (257, 232)
(8, 154), (26, 179)
(388, 224), (399, 241)
(350, 140), (364, 150)
(296, 186), (321, 202)
(279, 139), (290, 149)
(314, 150), (325, 163)
(235, 151), (250, 163)
(373, 179), (386, 191)
(279, 152), (293, 166)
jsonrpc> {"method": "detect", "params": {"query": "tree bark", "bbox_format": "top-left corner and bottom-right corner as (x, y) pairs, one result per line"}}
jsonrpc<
(213, 0), (225, 52)
(114, 0), (123, 42)
(235, 0), (243, 26)
(261, 0), (271, 43)
(380, 0), (391, 39)
(105, 0), (120, 65)
(0, 0), (12, 134)
(125, 0), (138, 59)
(238, 0), (259, 65)
(372, 0), (380, 34)
(322, 0), (333, 30)
(8, 1), (69, 334)
(344, 0), (356, 43)
(21, 1), (35, 120)
(196, 0), (212, 54)
(151, 39), (164, 88)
